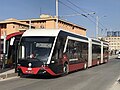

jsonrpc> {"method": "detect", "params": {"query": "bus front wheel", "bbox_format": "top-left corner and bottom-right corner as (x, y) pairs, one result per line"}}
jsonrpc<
(18, 73), (24, 78)
(63, 63), (69, 75)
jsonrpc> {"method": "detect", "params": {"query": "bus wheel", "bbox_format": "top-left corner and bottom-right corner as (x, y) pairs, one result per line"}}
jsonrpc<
(97, 61), (100, 65)
(105, 60), (108, 63)
(18, 73), (24, 78)
(84, 63), (87, 69)
(63, 63), (69, 75)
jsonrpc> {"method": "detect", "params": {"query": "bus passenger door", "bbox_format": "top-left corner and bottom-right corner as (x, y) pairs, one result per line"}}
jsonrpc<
(50, 38), (65, 74)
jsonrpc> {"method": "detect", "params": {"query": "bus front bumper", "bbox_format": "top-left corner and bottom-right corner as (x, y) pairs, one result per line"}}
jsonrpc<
(17, 66), (60, 76)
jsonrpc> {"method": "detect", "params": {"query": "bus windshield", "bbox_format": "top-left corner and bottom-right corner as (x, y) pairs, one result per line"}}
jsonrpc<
(18, 36), (55, 62)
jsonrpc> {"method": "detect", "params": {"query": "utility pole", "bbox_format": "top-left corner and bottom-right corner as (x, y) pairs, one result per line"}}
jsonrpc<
(96, 16), (106, 39)
(2, 31), (6, 69)
(56, 0), (58, 29)
(29, 19), (31, 29)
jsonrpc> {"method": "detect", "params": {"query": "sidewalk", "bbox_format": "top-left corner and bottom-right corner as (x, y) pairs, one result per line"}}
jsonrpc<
(109, 77), (120, 90)
(109, 54), (118, 59)
(0, 69), (18, 80)
(108, 55), (120, 90)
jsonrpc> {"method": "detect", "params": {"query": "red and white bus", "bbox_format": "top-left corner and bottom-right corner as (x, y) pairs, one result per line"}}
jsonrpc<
(17, 29), (109, 76)
(0, 32), (23, 68)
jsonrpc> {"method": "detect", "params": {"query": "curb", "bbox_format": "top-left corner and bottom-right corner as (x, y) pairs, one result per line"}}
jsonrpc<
(109, 55), (117, 60)
(0, 69), (18, 80)
(0, 72), (18, 80)
(109, 80), (120, 90)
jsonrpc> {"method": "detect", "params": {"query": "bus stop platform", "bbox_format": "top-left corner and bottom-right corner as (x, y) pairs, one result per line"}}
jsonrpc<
(0, 69), (17, 80)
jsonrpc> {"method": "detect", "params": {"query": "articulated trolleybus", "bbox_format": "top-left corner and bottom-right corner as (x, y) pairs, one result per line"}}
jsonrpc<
(17, 29), (109, 76)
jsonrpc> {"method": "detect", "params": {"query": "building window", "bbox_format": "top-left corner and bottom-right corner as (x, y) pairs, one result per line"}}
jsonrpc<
(13, 26), (15, 28)
(0, 24), (6, 28)
(40, 25), (45, 29)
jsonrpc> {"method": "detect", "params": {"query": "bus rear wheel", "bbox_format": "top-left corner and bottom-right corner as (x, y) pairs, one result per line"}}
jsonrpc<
(63, 63), (69, 75)
(84, 63), (87, 69)
(97, 61), (100, 65)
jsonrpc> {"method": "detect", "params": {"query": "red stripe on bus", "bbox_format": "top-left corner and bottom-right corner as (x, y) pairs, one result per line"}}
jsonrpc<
(19, 66), (40, 74)
(18, 66), (60, 76)
(92, 60), (99, 65)
(6, 32), (23, 40)
(44, 67), (60, 76)
(69, 63), (85, 72)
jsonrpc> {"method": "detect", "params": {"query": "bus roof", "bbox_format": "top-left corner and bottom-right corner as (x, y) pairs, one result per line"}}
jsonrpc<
(22, 29), (61, 37)
(22, 29), (88, 39)
(91, 38), (101, 44)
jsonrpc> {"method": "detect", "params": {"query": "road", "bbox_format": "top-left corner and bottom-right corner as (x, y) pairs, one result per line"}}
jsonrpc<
(0, 59), (120, 90)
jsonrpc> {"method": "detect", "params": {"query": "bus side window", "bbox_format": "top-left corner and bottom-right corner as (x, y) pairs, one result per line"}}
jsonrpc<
(92, 44), (101, 60)
(66, 40), (78, 59)
(66, 40), (88, 62)
(51, 37), (65, 62)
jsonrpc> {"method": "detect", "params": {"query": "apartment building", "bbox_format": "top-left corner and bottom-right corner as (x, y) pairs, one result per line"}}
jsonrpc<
(105, 37), (120, 50)
(0, 18), (35, 36)
(105, 31), (120, 51)
(0, 14), (87, 36)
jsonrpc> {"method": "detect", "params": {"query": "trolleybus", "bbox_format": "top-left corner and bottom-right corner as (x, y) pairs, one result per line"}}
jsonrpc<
(17, 29), (109, 76)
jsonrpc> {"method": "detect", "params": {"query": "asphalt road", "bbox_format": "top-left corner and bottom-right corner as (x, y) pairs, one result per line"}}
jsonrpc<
(0, 59), (120, 90)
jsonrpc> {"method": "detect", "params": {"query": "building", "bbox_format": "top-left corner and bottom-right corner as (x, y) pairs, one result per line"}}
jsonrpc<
(0, 18), (35, 36)
(0, 14), (87, 36)
(105, 31), (120, 51)
(107, 31), (120, 37)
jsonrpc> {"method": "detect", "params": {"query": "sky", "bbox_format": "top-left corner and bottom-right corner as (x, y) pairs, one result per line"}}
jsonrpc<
(0, 0), (120, 37)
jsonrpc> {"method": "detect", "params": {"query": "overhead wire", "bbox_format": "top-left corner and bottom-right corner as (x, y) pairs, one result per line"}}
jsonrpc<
(59, 0), (107, 34)
(58, 0), (96, 25)
(67, 0), (108, 32)
(66, 0), (95, 18)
